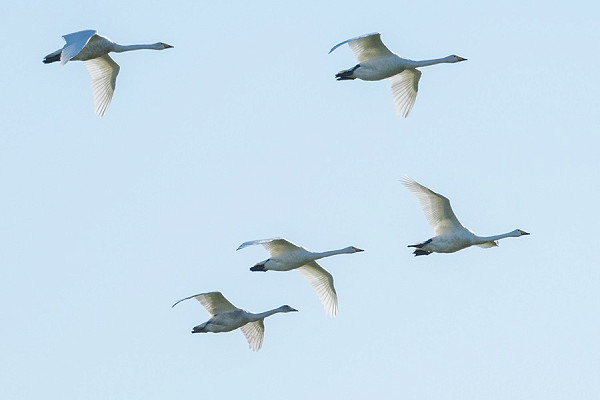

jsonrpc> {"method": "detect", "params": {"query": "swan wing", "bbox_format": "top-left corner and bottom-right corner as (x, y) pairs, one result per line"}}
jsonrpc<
(240, 320), (265, 351)
(171, 291), (238, 316)
(476, 241), (498, 248)
(297, 261), (338, 317)
(237, 237), (301, 257)
(329, 32), (394, 63)
(61, 30), (97, 65)
(83, 54), (120, 117)
(390, 69), (421, 118)
(401, 176), (464, 235)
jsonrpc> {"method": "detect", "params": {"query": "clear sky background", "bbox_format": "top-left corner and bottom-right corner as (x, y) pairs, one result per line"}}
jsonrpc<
(1, 1), (599, 399)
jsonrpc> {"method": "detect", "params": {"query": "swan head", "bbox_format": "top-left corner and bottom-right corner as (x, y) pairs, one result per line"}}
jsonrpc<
(154, 42), (174, 50)
(447, 55), (467, 63)
(278, 305), (298, 313)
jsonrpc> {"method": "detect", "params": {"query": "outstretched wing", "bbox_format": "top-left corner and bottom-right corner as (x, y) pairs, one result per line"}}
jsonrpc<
(390, 69), (421, 118)
(172, 291), (239, 316)
(61, 30), (97, 65)
(83, 54), (120, 116)
(401, 176), (464, 236)
(237, 237), (301, 257)
(329, 32), (394, 63)
(240, 320), (265, 351)
(297, 261), (338, 317)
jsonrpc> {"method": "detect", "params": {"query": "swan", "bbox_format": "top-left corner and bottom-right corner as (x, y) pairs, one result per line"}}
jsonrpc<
(43, 30), (173, 116)
(172, 291), (297, 351)
(237, 238), (363, 317)
(329, 32), (466, 117)
(401, 177), (529, 256)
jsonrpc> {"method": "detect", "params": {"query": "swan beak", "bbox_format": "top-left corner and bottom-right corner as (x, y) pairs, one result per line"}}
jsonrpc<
(164, 44), (174, 49)
(290, 307), (298, 312)
(353, 247), (364, 252)
(519, 230), (530, 235)
(457, 56), (467, 62)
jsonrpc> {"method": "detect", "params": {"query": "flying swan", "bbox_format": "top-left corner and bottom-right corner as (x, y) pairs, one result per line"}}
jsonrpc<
(172, 291), (297, 351)
(43, 30), (173, 116)
(401, 177), (529, 255)
(329, 32), (466, 117)
(237, 238), (363, 317)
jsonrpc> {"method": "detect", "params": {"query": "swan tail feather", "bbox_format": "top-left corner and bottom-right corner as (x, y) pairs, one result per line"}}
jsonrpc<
(407, 238), (433, 248)
(335, 64), (360, 80)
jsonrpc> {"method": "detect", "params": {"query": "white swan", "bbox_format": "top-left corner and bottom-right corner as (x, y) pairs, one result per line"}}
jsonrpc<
(237, 238), (363, 317)
(172, 291), (297, 351)
(329, 32), (466, 117)
(401, 177), (529, 255)
(43, 30), (173, 116)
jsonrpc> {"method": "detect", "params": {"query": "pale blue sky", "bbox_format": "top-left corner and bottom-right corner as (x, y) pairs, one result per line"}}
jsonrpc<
(1, 1), (599, 399)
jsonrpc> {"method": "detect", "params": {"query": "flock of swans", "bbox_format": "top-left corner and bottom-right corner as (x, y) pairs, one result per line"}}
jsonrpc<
(44, 30), (529, 350)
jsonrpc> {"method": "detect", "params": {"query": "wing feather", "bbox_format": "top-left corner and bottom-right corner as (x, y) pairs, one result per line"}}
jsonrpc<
(237, 237), (301, 256)
(401, 176), (464, 235)
(61, 30), (97, 65)
(240, 320), (265, 351)
(83, 54), (120, 116)
(329, 32), (394, 63)
(390, 69), (421, 117)
(297, 261), (338, 317)
(171, 291), (238, 316)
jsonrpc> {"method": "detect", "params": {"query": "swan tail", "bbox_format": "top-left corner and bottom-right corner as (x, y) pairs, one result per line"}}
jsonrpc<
(43, 50), (62, 64)
(335, 64), (360, 81)
(407, 238), (432, 248)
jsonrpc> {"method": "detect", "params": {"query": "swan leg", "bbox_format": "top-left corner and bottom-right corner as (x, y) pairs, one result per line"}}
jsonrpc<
(413, 249), (432, 256)
(43, 49), (62, 64)
(250, 261), (267, 272)
(335, 64), (360, 81)
(192, 322), (208, 333)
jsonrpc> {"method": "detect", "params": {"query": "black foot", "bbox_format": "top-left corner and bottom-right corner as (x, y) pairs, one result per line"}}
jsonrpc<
(43, 54), (61, 64)
(413, 250), (432, 256)
(335, 64), (360, 80)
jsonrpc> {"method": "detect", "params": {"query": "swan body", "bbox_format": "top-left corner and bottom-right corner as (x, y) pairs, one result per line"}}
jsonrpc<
(401, 177), (529, 256)
(329, 32), (466, 117)
(237, 238), (363, 317)
(43, 30), (173, 116)
(172, 291), (297, 351)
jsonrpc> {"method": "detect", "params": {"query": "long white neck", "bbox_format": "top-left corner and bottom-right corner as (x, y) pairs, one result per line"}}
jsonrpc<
(251, 307), (287, 321)
(405, 56), (455, 68)
(112, 43), (162, 53)
(473, 230), (522, 244)
(311, 246), (356, 260)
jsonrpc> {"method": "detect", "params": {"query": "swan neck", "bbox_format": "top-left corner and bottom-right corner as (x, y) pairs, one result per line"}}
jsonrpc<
(112, 43), (159, 53)
(311, 247), (353, 260)
(408, 57), (452, 68)
(475, 231), (519, 243)
(251, 308), (284, 321)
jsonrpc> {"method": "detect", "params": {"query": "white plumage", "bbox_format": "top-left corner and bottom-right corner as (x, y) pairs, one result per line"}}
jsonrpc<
(401, 177), (529, 255)
(329, 32), (466, 117)
(172, 291), (297, 351)
(237, 238), (363, 317)
(43, 30), (173, 116)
